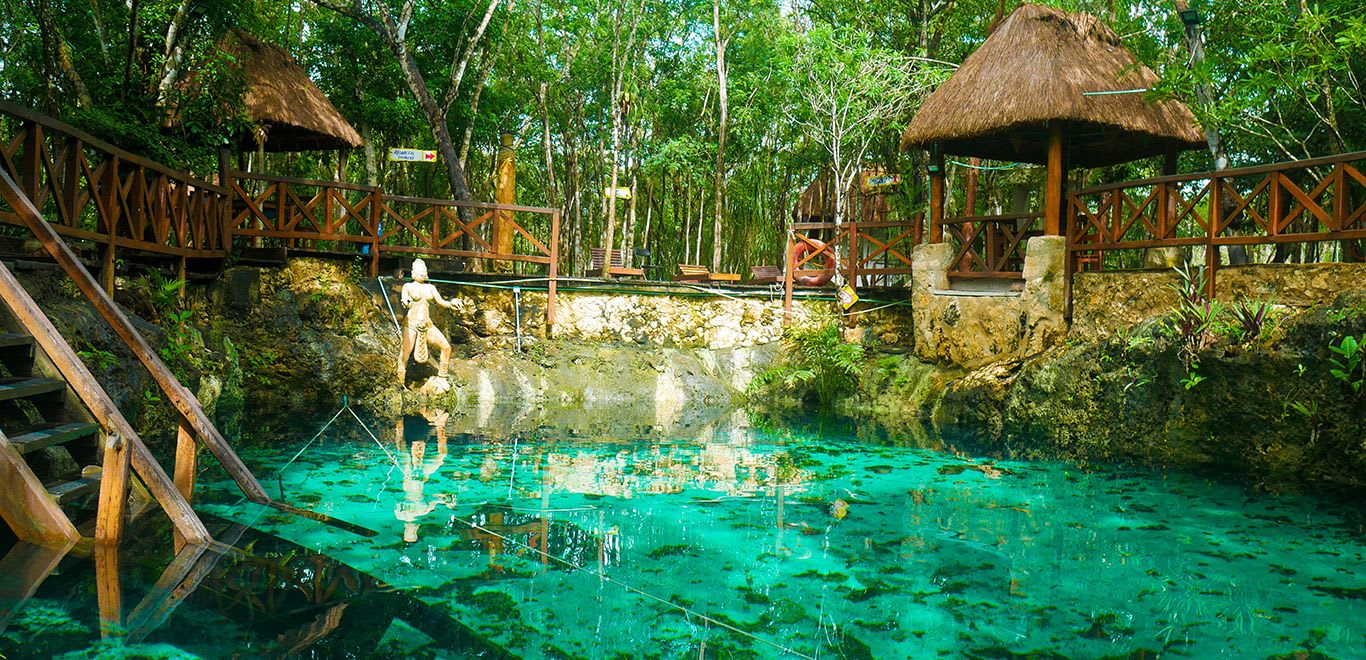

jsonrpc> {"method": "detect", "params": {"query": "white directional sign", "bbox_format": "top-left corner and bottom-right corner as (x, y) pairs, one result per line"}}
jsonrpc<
(389, 148), (438, 163)
(604, 186), (632, 200)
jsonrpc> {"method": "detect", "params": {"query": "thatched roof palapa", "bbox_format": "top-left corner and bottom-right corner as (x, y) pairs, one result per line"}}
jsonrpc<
(901, 4), (1204, 167)
(223, 30), (363, 153)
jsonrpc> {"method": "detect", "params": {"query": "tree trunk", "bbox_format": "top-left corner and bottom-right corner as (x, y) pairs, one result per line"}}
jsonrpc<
(711, 0), (729, 272)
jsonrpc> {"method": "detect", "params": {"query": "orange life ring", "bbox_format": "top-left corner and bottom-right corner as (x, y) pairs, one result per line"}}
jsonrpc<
(791, 239), (835, 287)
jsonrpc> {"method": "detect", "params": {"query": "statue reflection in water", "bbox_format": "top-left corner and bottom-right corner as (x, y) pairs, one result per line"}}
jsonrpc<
(394, 408), (454, 543)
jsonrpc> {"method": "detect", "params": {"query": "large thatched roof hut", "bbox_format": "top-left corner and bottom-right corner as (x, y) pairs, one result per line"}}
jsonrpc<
(223, 30), (363, 153)
(901, 3), (1204, 167)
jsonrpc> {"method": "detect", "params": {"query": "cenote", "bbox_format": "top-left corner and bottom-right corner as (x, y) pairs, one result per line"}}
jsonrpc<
(4, 408), (1361, 659)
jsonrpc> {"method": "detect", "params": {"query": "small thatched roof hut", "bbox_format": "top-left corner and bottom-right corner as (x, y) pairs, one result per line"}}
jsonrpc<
(901, 3), (1203, 167)
(223, 30), (363, 153)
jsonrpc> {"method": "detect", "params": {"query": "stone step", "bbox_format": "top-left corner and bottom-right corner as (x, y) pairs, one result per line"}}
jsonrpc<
(0, 377), (65, 402)
(47, 470), (102, 505)
(10, 422), (100, 455)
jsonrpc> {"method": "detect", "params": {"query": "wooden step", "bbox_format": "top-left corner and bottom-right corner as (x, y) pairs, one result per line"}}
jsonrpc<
(46, 470), (101, 505)
(0, 377), (65, 402)
(0, 333), (33, 349)
(9, 423), (100, 455)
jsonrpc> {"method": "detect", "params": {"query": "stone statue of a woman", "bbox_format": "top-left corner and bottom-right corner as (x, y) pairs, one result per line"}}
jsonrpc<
(398, 259), (458, 393)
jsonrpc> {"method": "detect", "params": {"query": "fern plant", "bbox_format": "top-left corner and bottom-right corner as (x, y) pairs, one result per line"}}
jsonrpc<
(752, 321), (865, 406)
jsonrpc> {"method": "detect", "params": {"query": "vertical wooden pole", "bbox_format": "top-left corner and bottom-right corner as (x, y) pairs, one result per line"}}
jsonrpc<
(547, 210), (560, 334)
(95, 433), (130, 544)
(370, 189), (382, 277)
(847, 220), (859, 288)
(19, 122), (41, 199)
(1206, 177), (1220, 299)
(172, 420), (198, 553)
(929, 147), (946, 243)
(782, 231), (794, 324)
(1045, 124), (1065, 236)
(964, 158), (979, 217)
(98, 237), (116, 295)
(95, 544), (123, 638)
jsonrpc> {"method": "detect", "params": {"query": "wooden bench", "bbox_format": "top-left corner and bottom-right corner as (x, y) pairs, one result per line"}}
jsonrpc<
(589, 248), (645, 277)
(675, 264), (742, 283)
(748, 265), (781, 284)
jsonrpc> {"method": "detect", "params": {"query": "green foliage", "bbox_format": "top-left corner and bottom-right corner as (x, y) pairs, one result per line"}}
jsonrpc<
(1328, 335), (1364, 394)
(77, 343), (118, 371)
(1164, 263), (1218, 371)
(752, 321), (865, 406)
(1222, 298), (1275, 344)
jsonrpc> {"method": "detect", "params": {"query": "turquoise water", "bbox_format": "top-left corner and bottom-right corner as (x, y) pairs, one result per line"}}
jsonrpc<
(171, 409), (1365, 659)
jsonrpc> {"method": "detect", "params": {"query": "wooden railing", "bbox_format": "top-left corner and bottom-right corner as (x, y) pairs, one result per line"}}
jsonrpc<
(1067, 151), (1366, 293)
(944, 212), (1042, 278)
(782, 214), (922, 315)
(0, 102), (231, 264)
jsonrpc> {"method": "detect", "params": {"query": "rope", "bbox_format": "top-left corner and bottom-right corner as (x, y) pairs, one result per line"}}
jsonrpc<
(948, 160), (1032, 171)
(349, 406), (399, 468)
(276, 401), (349, 477)
(377, 276), (401, 332)
(452, 514), (816, 659)
(842, 299), (912, 317)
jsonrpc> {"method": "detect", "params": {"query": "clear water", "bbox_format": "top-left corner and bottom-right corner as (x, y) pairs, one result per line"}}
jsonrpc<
(187, 409), (1362, 659)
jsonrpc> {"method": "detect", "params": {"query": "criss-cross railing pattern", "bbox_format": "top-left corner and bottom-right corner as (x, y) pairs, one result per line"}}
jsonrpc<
(232, 173), (381, 249)
(944, 212), (1042, 277)
(0, 102), (231, 257)
(1068, 152), (1366, 279)
(787, 216), (923, 287)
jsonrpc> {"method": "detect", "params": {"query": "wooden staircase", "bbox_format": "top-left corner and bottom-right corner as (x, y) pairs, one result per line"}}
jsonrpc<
(0, 326), (106, 545)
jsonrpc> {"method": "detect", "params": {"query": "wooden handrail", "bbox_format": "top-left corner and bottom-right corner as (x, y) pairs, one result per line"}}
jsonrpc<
(1074, 150), (1366, 195)
(381, 194), (559, 215)
(0, 258), (209, 545)
(0, 100), (226, 195)
(232, 171), (382, 193)
(0, 167), (269, 504)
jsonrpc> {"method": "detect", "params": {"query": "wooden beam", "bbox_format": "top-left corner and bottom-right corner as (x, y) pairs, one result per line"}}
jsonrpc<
(95, 543), (123, 638)
(546, 210), (560, 334)
(929, 149), (946, 243)
(0, 256), (210, 545)
(95, 432), (130, 544)
(0, 429), (80, 546)
(172, 422), (197, 553)
(1045, 124), (1065, 236)
(0, 167), (269, 505)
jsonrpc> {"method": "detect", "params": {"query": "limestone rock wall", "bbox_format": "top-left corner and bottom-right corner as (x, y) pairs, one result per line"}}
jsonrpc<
(1072, 262), (1366, 338)
(909, 237), (1067, 368)
(404, 283), (915, 350)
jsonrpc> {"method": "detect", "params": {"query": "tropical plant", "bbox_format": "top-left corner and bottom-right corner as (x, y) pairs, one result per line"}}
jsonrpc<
(1166, 263), (1218, 370)
(752, 321), (865, 406)
(1224, 298), (1274, 344)
(1328, 335), (1363, 395)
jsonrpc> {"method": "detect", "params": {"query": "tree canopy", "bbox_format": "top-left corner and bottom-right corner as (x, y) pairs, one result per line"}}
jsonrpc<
(1, 0), (1363, 275)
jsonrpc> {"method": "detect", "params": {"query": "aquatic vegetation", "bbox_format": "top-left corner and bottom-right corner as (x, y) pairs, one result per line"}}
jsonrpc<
(1328, 334), (1363, 394)
(751, 321), (865, 406)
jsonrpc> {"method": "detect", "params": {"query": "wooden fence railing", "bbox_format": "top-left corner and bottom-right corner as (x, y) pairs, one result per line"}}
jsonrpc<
(943, 212), (1042, 278)
(782, 214), (922, 315)
(0, 102), (232, 287)
(1067, 150), (1366, 296)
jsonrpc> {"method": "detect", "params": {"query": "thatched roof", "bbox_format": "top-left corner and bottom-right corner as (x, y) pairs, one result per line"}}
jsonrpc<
(900, 4), (1204, 167)
(224, 31), (363, 153)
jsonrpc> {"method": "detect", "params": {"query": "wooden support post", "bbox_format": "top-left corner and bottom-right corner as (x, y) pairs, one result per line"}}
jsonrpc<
(0, 430), (80, 547)
(847, 221), (859, 288)
(99, 239), (116, 295)
(493, 133), (516, 273)
(95, 544), (123, 638)
(783, 231), (795, 324)
(964, 157), (980, 217)
(1045, 124), (1065, 236)
(19, 121), (41, 198)
(171, 421), (198, 553)
(0, 167), (269, 507)
(547, 210), (560, 334)
(1206, 176), (1220, 299)
(929, 148), (946, 243)
(95, 432), (130, 544)
(369, 189), (382, 277)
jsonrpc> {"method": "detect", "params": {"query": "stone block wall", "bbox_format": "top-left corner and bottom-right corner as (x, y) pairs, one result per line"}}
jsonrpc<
(909, 236), (1068, 368)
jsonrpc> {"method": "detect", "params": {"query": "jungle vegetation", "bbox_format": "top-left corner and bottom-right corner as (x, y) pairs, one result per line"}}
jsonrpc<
(1, 0), (1362, 275)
